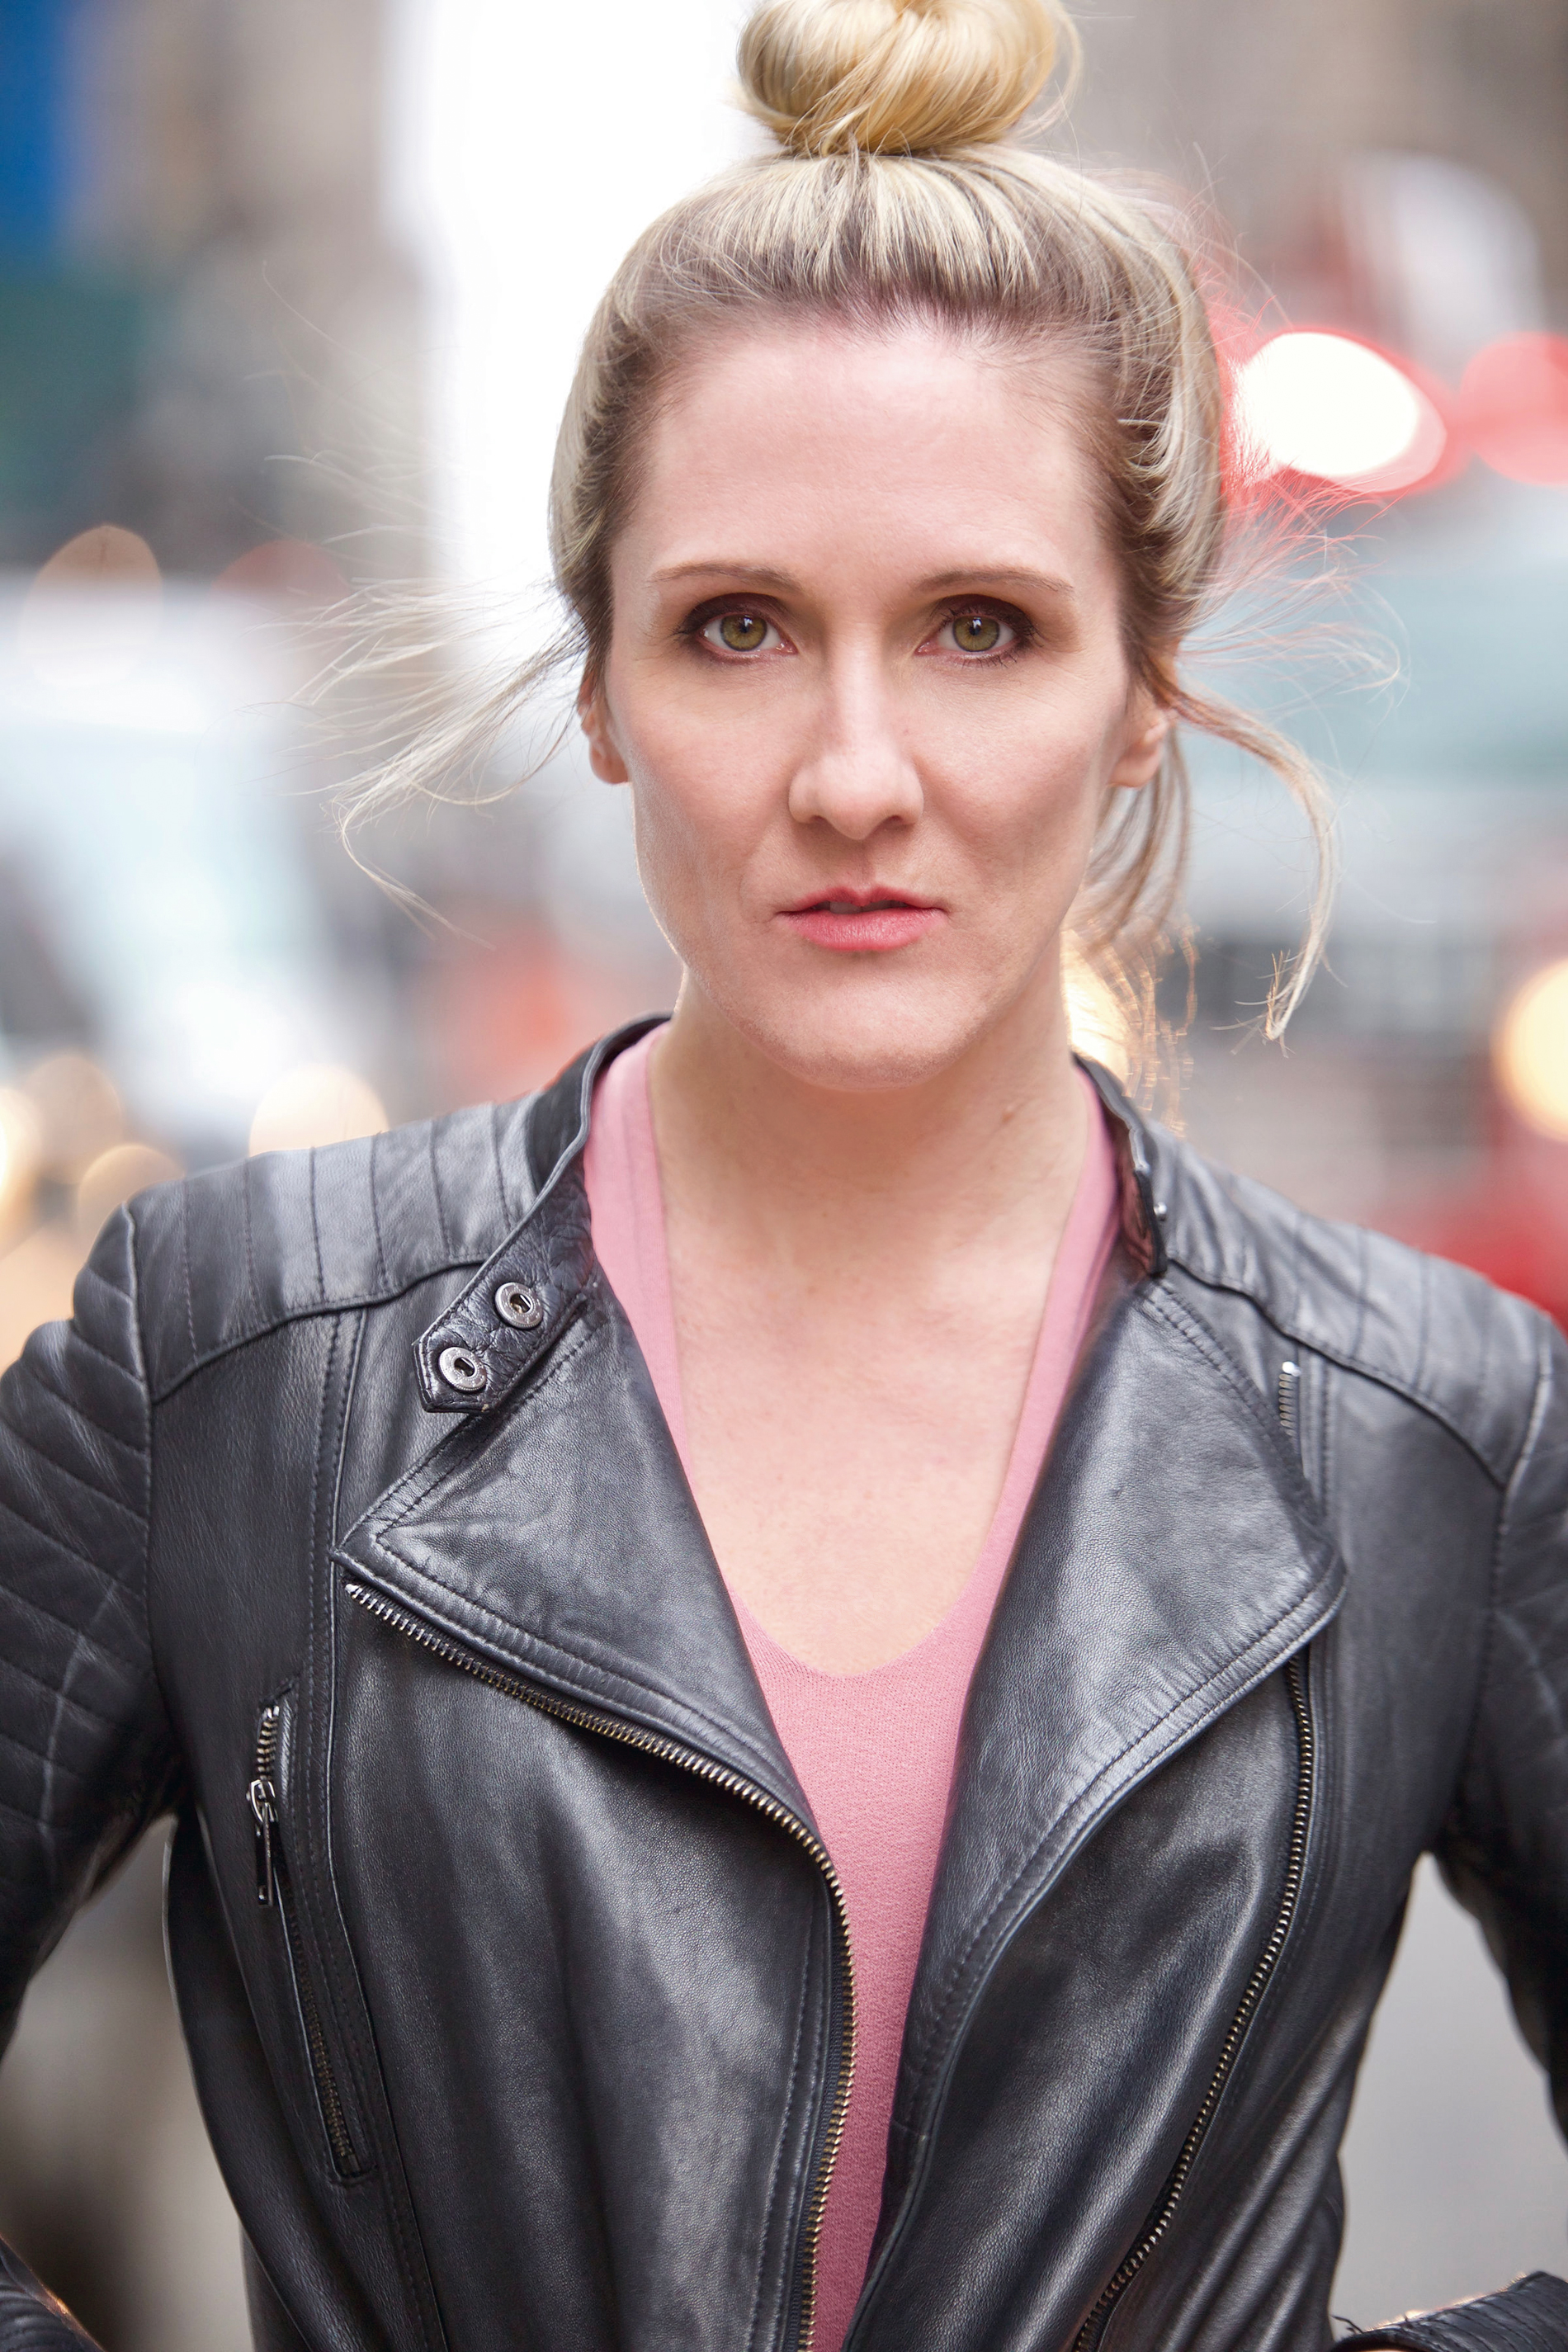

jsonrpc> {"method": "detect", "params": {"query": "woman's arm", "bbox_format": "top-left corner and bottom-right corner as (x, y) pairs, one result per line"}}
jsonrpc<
(1434, 1310), (1568, 2137)
(0, 1207), (182, 2350)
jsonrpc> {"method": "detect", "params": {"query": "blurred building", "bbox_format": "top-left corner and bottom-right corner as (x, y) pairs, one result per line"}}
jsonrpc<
(0, 0), (1566, 2346)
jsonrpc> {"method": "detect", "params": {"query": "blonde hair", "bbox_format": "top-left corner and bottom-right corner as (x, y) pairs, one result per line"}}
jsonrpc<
(345, 0), (1334, 1072)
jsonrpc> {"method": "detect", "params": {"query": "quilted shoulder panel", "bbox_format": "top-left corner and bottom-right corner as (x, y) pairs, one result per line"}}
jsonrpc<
(131, 1096), (536, 1403)
(1151, 1128), (1547, 1485)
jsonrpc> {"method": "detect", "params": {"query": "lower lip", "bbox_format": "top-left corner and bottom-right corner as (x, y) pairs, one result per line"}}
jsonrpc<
(782, 904), (945, 953)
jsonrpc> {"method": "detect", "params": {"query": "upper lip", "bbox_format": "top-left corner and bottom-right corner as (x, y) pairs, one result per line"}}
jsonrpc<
(783, 886), (938, 913)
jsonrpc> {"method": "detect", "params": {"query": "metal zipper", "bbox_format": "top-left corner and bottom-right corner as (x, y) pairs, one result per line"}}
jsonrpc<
(250, 1703), (281, 1906)
(248, 1701), (362, 2178)
(344, 1577), (856, 2352)
(1074, 1361), (1315, 2352)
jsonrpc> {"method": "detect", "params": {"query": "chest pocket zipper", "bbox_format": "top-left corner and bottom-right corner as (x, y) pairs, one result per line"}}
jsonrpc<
(248, 1699), (364, 2178)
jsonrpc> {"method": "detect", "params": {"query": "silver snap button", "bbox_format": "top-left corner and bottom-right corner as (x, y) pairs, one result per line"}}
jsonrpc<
(1152, 1199), (1169, 1221)
(437, 1344), (487, 1394)
(494, 1282), (543, 1329)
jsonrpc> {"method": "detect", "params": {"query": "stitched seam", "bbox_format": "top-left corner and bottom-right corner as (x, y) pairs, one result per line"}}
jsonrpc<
(368, 1132), (390, 1296)
(309, 1148), (326, 1304)
(357, 1513), (790, 1795)
(1166, 1251), (1512, 1485)
(34, 1319), (146, 1395)
(111, 1199), (162, 1793)
(145, 1259), (489, 1403)
(0, 1389), (144, 1471)
(347, 1308), (601, 1536)
(1137, 1287), (1332, 1528)
(179, 1183), (198, 1366)
(0, 1719), (89, 1779)
(0, 1557), (142, 1657)
(0, 1415), (146, 1518)
(0, 1651), (121, 1726)
(427, 1122), (451, 1259)
(489, 1103), (508, 1223)
(313, 1318), (443, 2345)
(0, 1785), (73, 1830)
(352, 1306), (791, 1777)
(0, 1710), (92, 1772)
(243, 1156), (261, 1322)
(0, 1492), (150, 1607)
(1451, 1321), (1553, 1815)
(751, 1911), (824, 2352)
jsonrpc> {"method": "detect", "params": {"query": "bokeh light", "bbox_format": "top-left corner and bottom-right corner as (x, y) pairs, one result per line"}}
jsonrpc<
(212, 541), (351, 608)
(248, 1065), (390, 1156)
(0, 1090), (44, 1226)
(1235, 330), (1448, 494)
(1460, 334), (1568, 487)
(76, 1144), (184, 1243)
(20, 1054), (125, 1183)
(1494, 961), (1568, 1141)
(18, 527), (164, 690)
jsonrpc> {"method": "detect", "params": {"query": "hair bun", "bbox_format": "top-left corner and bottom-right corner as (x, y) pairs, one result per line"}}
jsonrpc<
(737, 0), (1072, 158)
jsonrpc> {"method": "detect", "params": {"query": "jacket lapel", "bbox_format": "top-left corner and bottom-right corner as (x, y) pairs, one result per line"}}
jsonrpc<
(895, 1263), (1344, 2136)
(342, 1030), (1344, 2052)
(335, 1032), (806, 1821)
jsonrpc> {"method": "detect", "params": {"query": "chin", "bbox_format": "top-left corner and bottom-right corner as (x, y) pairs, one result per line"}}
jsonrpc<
(713, 969), (1006, 1096)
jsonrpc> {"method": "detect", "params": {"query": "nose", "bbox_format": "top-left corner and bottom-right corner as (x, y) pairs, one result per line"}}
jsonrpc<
(786, 658), (923, 841)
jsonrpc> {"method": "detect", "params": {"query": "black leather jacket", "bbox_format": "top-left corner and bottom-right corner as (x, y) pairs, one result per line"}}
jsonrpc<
(4, 1021), (1568, 2352)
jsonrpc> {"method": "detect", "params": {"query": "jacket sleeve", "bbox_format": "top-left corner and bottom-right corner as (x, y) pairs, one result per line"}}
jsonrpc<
(0, 1206), (181, 2350)
(1434, 1307), (1568, 2137)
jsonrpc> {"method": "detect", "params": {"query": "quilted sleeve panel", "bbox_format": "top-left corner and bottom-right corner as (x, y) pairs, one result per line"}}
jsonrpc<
(1436, 1311), (1568, 2138)
(0, 1202), (178, 2042)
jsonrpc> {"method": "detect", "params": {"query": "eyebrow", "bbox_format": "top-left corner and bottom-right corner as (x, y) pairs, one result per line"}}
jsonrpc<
(650, 562), (802, 589)
(649, 560), (1077, 599)
(918, 566), (1076, 600)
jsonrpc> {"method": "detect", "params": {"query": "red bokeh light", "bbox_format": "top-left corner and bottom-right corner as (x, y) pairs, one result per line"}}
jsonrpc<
(1459, 333), (1568, 487)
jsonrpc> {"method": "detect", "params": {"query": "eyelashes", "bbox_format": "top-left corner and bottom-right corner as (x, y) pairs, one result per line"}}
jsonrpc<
(677, 596), (1037, 663)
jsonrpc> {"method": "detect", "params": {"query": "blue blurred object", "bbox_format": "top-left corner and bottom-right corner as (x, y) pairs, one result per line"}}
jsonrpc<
(0, 0), (74, 257)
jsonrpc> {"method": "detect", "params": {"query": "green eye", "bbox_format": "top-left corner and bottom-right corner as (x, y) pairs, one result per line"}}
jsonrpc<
(718, 612), (768, 650)
(952, 613), (1003, 654)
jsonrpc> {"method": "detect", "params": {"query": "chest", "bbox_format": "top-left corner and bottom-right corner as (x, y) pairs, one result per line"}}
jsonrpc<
(667, 1249), (1051, 1670)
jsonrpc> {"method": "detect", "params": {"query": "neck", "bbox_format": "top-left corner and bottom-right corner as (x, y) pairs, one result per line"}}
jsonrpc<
(647, 966), (1090, 1287)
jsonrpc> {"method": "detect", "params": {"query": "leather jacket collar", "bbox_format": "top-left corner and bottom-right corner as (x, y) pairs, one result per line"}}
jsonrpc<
(341, 1016), (1344, 1984)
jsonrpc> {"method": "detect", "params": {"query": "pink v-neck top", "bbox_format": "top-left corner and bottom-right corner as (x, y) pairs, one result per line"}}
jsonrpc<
(583, 1028), (1120, 2349)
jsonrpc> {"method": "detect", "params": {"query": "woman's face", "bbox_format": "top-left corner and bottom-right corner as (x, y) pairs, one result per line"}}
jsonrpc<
(581, 318), (1169, 1091)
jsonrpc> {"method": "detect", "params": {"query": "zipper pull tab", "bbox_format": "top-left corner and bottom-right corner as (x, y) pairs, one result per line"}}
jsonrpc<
(249, 1775), (279, 1906)
(1277, 1360), (1301, 1454)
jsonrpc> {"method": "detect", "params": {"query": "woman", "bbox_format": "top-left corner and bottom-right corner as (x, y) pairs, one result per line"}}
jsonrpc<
(2, 4), (1566, 2350)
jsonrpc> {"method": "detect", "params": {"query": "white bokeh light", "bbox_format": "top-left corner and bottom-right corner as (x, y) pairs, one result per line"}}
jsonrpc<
(1235, 330), (1446, 491)
(387, 0), (758, 611)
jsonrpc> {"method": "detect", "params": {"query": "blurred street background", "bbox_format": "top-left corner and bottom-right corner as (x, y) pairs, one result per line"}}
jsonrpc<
(1, 0), (1567, 2344)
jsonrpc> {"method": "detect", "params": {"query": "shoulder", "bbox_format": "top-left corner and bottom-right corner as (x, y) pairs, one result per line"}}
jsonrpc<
(1146, 1122), (1556, 1486)
(125, 1097), (538, 1403)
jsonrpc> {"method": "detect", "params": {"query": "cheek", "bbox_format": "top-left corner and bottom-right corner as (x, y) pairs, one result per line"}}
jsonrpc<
(607, 652), (786, 848)
(935, 693), (1117, 875)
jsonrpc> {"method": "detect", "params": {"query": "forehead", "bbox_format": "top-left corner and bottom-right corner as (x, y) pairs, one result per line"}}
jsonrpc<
(619, 316), (1115, 593)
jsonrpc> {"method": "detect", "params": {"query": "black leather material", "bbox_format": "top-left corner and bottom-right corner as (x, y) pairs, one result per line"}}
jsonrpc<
(2, 1022), (1568, 2352)
(1338, 2274), (1568, 2350)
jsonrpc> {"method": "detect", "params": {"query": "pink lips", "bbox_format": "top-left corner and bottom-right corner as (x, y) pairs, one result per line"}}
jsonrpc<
(780, 891), (944, 954)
